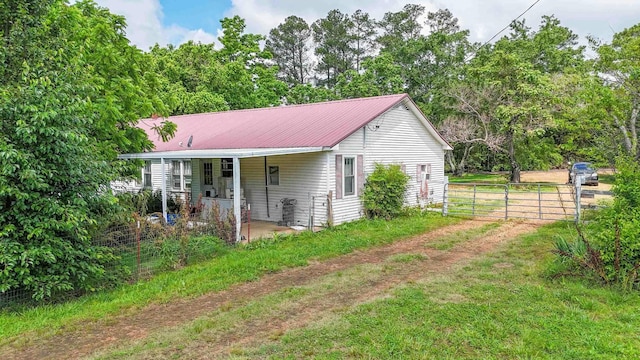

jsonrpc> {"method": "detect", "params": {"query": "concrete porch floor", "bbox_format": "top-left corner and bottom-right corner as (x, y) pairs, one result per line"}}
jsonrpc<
(240, 220), (303, 241)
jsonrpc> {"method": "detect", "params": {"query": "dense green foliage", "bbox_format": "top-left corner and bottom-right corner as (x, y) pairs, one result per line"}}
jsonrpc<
(142, 5), (639, 175)
(555, 157), (640, 289)
(362, 163), (411, 219)
(0, 0), (171, 300)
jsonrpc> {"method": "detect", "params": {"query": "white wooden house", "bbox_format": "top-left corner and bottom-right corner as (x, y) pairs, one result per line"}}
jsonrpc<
(118, 94), (452, 240)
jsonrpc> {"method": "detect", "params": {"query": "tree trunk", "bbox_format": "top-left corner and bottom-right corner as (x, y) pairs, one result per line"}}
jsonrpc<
(446, 151), (457, 174)
(455, 144), (473, 176)
(507, 128), (521, 183)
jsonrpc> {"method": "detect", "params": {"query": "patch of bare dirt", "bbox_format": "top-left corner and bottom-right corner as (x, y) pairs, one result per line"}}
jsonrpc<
(520, 169), (611, 192)
(1, 219), (541, 360)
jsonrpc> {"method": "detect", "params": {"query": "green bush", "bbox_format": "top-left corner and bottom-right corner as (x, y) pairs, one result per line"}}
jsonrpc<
(362, 163), (410, 220)
(553, 157), (640, 289)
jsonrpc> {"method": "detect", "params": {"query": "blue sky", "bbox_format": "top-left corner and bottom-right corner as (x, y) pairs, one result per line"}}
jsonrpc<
(160, 0), (231, 36)
(95, 0), (639, 51)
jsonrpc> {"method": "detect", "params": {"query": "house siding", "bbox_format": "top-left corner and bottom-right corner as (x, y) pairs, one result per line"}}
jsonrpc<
(330, 131), (366, 224)
(330, 105), (446, 225)
(240, 153), (329, 227)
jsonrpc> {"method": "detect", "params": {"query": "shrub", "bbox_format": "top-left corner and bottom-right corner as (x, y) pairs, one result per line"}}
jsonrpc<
(553, 156), (640, 289)
(362, 163), (410, 220)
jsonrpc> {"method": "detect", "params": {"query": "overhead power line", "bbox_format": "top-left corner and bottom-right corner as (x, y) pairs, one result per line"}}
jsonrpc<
(466, 0), (543, 61)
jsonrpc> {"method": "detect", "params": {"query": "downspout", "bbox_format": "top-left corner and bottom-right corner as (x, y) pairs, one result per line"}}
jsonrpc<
(264, 156), (270, 218)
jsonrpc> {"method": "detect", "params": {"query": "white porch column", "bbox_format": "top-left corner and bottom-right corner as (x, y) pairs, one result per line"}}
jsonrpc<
(233, 157), (241, 242)
(161, 157), (167, 221)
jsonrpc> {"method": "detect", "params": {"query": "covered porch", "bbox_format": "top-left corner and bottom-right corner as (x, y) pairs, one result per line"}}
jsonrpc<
(240, 220), (303, 241)
(120, 147), (331, 241)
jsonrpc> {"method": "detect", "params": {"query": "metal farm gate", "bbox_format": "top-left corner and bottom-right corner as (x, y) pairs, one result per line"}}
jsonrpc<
(443, 180), (611, 222)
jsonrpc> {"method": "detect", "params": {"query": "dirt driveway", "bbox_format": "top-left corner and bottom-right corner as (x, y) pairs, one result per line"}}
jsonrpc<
(1, 217), (545, 360)
(519, 169), (612, 192)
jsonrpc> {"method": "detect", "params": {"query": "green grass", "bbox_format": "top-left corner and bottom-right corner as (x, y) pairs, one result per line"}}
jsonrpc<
(229, 222), (640, 359)
(599, 173), (615, 185)
(0, 212), (459, 343)
(448, 173), (508, 184)
(425, 222), (502, 250)
(90, 220), (640, 359)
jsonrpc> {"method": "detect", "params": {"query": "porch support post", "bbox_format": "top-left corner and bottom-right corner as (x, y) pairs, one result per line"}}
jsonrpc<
(233, 157), (241, 242)
(161, 157), (167, 222)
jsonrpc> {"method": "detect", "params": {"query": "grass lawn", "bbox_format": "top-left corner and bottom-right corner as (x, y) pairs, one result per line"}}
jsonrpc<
(236, 222), (640, 359)
(0, 212), (459, 343)
(599, 173), (616, 185)
(92, 221), (640, 359)
(5, 214), (639, 359)
(448, 172), (509, 184)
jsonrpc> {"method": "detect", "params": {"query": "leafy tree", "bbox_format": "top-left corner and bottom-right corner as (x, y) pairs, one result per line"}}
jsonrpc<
(377, 4), (425, 54)
(312, 9), (355, 87)
(375, 4), (425, 96)
(284, 84), (337, 105)
(149, 17), (287, 112)
(334, 54), (404, 99)
(350, 9), (377, 72)
(72, 0), (174, 178)
(0, 0), (165, 299)
(149, 42), (230, 115)
(265, 15), (313, 86)
(416, 9), (474, 120)
(214, 16), (287, 109)
(591, 23), (640, 160)
(444, 17), (584, 179)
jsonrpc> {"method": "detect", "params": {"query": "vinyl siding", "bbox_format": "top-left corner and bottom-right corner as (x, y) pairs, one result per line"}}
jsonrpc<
(330, 106), (446, 225)
(365, 105), (445, 206)
(240, 153), (329, 227)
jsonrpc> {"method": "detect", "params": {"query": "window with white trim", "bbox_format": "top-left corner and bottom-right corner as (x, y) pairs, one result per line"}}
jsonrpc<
(268, 166), (279, 185)
(143, 161), (152, 188)
(344, 157), (355, 196)
(172, 160), (192, 191)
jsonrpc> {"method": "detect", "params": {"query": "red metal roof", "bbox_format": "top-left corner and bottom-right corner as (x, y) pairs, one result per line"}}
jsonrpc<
(139, 94), (413, 151)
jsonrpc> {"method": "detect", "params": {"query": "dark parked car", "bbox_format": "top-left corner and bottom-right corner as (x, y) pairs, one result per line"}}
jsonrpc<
(568, 162), (598, 186)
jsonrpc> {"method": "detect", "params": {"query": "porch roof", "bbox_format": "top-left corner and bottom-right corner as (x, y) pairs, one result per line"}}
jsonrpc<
(118, 146), (328, 160)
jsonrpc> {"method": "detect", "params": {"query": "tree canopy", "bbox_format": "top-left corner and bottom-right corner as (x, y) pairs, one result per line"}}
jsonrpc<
(0, 0), (172, 299)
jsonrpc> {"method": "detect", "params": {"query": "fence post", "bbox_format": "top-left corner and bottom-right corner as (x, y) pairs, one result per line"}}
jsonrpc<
(538, 184), (542, 220)
(575, 175), (582, 223)
(504, 185), (509, 220)
(442, 177), (449, 216)
(472, 184), (477, 215)
(136, 220), (141, 280)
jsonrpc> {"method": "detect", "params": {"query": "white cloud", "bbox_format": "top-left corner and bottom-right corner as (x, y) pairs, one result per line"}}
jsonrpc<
(94, 0), (218, 50)
(93, 0), (638, 50)
(224, 0), (639, 44)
